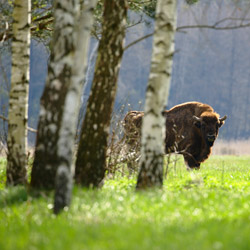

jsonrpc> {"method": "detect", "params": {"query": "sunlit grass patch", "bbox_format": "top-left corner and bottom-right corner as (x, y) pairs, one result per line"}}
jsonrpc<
(0, 155), (250, 250)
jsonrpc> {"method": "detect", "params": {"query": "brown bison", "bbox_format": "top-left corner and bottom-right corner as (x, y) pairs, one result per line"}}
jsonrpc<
(123, 101), (227, 169)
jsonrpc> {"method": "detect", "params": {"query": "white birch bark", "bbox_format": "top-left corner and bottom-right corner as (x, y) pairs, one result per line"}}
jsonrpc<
(136, 0), (177, 189)
(57, 0), (97, 174)
(54, 0), (97, 213)
(31, 0), (79, 189)
(7, 0), (31, 185)
(31, 0), (97, 190)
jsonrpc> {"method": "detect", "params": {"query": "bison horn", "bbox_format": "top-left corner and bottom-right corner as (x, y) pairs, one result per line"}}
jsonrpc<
(219, 115), (227, 122)
(193, 116), (202, 122)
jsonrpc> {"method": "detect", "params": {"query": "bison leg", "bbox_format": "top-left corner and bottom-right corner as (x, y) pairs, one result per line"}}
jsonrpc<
(183, 155), (200, 170)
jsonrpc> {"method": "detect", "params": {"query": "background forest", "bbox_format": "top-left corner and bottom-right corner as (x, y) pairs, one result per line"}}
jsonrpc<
(1, 0), (250, 143)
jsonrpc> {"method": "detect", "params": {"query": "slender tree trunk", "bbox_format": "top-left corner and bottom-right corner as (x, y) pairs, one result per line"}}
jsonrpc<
(6, 0), (31, 186)
(74, 0), (128, 187)
(54, 0), (97, 213)
(30, 0), (79, 189)
(136, 0), (177, 189)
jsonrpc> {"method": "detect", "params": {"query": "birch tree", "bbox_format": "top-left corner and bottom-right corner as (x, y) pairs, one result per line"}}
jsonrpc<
(30, 0), (79, 189)
(53, 0), (97, 213)
(6, 0), (31, 186)
(136, 0), (177, 189)
(74, 0), (127, 187)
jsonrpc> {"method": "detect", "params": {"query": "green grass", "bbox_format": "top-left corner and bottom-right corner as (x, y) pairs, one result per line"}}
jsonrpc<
(0, 157), (6, 190)
(1, 155), (250, 250)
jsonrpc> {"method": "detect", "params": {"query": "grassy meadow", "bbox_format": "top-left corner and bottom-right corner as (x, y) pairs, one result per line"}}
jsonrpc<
(1, 155), (250, 250)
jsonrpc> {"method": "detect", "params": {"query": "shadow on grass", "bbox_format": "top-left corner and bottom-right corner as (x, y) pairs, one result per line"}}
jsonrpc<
(0, 186), (28, 208)
(0, 186), (52, 208)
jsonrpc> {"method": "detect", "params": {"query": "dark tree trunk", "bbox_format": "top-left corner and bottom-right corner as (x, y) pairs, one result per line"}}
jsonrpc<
(53, 165), (72, 214)
(30, 0), (78, 189)
(74, 0), (127, 187)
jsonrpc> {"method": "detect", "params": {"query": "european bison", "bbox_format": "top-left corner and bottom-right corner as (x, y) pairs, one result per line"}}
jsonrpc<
(123, 101), (227, 170)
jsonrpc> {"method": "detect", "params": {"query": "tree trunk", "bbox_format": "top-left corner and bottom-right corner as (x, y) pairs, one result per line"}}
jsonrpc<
(136, 0), (177, 189)
(53, 0), (97, 213)
(53, 164), (72, 214)
(74, 0), (128, 187)
(30, 0), (79, 189)
(6, 0), (31, 186)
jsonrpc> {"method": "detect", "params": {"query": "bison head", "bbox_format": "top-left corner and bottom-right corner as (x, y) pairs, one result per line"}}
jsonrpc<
(193, 114), (227, 147)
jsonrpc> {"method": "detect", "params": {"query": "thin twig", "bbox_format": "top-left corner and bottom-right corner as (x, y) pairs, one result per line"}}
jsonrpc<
(177, 22), (250, 31)
(124, 32), (154, 51)
(0, 115), (37, 133)
(126, 16), (143, 29)
(32, 12), (53, 23)
(0, 114), (8, 122)
(124, 21), (250, 51)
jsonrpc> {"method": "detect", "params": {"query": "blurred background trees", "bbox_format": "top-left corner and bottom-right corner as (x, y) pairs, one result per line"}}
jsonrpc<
(1, 0), (250, 144)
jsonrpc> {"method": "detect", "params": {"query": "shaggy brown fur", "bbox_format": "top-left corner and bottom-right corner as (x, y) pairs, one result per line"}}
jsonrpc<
(123, 102), (227, 169)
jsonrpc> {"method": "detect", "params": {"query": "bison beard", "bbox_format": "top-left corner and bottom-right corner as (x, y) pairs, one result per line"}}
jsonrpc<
(123, 101), (227, 170)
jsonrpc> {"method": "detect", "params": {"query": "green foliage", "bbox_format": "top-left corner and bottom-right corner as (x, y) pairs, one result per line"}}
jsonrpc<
(92, 0), (156, 39)
(185, 0), (199, 5)
(0, 158), (6, 190)
(0, 0), (53, 45)
(128, 0), (156, 18)
(0, 156), (250, 249)
(141, 0), (157, 18)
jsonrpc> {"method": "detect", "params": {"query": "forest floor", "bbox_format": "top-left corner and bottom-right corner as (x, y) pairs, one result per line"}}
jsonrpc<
(1, 155), (250, 250)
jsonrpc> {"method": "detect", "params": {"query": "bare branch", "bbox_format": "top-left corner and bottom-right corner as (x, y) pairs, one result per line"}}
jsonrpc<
(32, 11), (53, 23)
(0, 115), (37, 133)
(177, 22), (250, 31)
(26, 127), (37, 133)
(124, 19), (250, 51)
(213, 17), (250, 27)
(0, 114), (8, 122)
(126, 16), (143, 29)
(124, 32), (153, 50)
